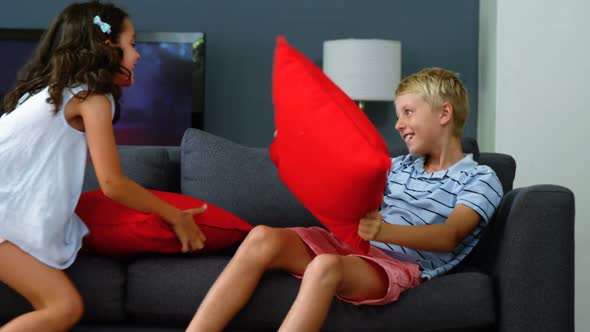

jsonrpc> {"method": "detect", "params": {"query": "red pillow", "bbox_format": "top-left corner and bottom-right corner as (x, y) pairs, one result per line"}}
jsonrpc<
(270, 36), (391, 254)
(75, 189), (253, 256)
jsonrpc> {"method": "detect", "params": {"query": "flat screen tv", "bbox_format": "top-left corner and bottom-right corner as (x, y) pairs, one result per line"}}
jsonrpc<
(0, 29), (205, 146)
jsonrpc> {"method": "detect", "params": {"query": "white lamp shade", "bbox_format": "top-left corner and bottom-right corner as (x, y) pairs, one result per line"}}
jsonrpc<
(323, 39), (401, 101)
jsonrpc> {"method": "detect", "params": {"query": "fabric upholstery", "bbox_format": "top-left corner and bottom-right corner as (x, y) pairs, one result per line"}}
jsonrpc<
(180, 128), (320, 229)
(125, 257), (494, 331)
(83, 146), (180, 193)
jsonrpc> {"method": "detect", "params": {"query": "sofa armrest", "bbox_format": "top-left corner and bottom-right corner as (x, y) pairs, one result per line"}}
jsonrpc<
(469, 185), (574, 332)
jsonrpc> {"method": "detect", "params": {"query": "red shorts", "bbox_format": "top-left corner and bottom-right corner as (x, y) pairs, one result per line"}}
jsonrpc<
(290, 226), (421, 305)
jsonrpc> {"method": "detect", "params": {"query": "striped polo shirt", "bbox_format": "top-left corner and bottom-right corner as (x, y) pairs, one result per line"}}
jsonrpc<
(371, 154), (503, 279)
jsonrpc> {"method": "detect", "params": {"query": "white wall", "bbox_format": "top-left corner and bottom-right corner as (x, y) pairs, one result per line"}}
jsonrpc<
(477, 0), (497, 153)
(479, 0), (590, 330)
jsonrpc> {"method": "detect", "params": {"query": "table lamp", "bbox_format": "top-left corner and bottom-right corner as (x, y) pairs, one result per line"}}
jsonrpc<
(323, 39), (401, 110)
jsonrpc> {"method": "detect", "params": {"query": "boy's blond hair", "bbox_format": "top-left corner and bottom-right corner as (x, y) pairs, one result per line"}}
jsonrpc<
(395, 67), (469, 138)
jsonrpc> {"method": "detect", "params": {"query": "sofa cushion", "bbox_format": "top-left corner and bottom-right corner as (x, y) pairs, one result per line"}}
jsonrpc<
(0, 256), (126, 324)
(270, 36), (391, 254)
(83, 146), (180, 193)
(125, 256), (495, 331)
(72, 328), (183, 332)
(76, 189), (252, 256)
(180, 128), (320, 228)
(126, 256), (228, 324)
(69, 256), (127, 323)
(0, 277), (32, 323)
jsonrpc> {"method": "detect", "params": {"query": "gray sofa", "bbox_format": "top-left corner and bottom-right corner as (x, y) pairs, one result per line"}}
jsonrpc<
(0, 128), (574, 332)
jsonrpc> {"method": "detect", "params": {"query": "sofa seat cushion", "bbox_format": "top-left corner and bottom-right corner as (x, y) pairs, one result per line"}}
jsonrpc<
(70, 256), (127, 323)
(125, 256), (495, 331)
(0, 276), (31, 323)
(125, 256), (228, 325)
(0, 255), (126, 324)
(180, 128), (320, 228)
(73, 327), (264, 332)
(72, 327), (183, 332)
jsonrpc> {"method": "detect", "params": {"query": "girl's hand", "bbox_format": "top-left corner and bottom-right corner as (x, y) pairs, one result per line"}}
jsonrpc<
(169, 205), (208, 252)
(358, 210), (383, 241)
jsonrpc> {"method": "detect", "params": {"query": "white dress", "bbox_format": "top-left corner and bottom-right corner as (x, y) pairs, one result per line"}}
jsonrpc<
(0, 86), (114, 269)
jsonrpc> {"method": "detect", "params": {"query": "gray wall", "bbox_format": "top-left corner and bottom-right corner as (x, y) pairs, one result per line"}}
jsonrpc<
(0, 0), (479, 148)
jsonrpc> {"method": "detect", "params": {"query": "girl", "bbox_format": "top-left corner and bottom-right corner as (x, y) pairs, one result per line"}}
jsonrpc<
(0, 2), (206, 331)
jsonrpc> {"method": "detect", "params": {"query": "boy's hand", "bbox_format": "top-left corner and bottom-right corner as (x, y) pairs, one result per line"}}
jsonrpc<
(358, 210), (383, 241)
(170, 205), (208, 252)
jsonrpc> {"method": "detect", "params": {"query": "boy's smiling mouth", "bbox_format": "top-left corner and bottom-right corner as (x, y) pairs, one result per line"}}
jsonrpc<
(403, 134), (414, 143)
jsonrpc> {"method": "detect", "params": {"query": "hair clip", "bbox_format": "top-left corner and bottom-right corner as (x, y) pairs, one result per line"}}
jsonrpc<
(93, 15), (112, 35)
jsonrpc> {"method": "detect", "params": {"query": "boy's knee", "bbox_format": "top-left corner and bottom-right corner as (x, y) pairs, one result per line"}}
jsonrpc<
(244, 225), (279, 249)
(304, 254), (344, 289)
(239, 225), (284, 264)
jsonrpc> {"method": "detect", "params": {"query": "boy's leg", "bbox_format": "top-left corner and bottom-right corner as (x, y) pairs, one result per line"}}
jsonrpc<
(187, 225), (314, 332)
(0, 241), (84, 332)
(280, 255), (388, 332)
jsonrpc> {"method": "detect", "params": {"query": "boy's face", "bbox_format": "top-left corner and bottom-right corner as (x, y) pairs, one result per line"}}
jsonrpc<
(394, 93), (443, 155)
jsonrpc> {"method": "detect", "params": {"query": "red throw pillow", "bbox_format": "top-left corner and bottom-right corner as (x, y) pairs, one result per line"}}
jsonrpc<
(270, 36), (391, 254)
(75, 189), (253, 256)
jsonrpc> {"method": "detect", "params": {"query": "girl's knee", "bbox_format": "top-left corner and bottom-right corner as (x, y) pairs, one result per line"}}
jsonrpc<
(57, 291), (84, 326)
(303, 254), (344, 288)
(69, 291), (84, 320)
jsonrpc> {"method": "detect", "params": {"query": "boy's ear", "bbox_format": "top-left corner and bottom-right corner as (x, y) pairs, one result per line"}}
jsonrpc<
(439, 101), (453, 126)
(105, 40), (112, 46)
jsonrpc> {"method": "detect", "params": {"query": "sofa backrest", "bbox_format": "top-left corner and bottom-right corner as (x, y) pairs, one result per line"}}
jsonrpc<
(179, 128), (320, 228)
(389, 136), (480, 162)
(478, 152), (516, 193)
(390, 136), (516, 193)
(85, 130), (516, 225)
(82, 146), (181, 193)
(80, 129), (519, 276)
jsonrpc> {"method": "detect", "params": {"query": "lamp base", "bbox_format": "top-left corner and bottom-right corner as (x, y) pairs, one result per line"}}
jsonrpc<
(357, 100), (366, 111)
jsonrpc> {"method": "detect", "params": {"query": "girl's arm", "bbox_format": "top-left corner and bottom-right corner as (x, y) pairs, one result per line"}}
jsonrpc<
(74, 94), (206, 252)
(358, 205), (481, 252)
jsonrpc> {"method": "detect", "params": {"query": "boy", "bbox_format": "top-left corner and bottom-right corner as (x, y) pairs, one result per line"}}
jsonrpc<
(361, 67), (503, 280)
(187, 67), (503, 332)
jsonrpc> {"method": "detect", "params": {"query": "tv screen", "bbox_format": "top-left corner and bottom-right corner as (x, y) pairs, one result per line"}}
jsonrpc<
(0, 29), (205, 146)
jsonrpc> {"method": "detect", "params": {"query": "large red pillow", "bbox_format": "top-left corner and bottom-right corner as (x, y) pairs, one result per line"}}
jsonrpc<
(270, 36), (391, 254)
(75, 190), (253, 256)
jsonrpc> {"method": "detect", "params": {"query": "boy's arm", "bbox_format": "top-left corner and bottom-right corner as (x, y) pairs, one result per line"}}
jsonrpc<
(358, 204), (481, 252)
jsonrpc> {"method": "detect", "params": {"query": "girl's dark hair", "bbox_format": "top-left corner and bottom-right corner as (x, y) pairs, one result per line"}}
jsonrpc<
(2, 1), (130, 123)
